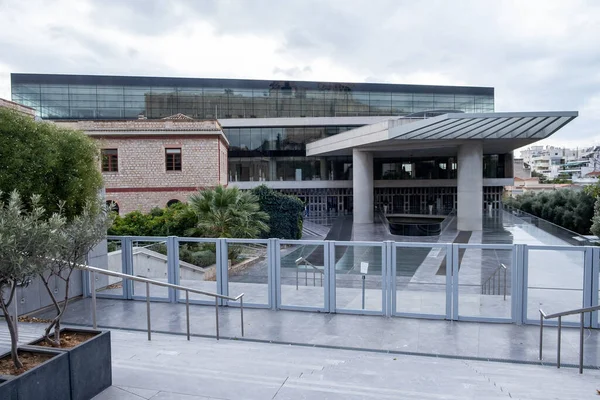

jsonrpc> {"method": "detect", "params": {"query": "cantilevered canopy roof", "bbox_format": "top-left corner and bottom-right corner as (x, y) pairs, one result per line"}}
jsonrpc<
(306, 111), (578, 157)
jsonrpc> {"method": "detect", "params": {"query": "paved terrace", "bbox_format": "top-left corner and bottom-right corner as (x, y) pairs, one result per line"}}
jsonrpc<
(3, 323), (600, 399)
(27, 298), (600, 368)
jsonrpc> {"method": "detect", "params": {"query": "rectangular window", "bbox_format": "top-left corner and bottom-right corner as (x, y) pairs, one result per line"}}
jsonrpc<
(165, 148), (182, 171)
(101, 149), (118, 172)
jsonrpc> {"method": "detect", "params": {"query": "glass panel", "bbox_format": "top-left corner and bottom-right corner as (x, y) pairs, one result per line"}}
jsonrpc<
(394, 245), (447, 316)
(527, 248), (584, 323)
(279, 242), (326, 309)
(95, 238), (126, 297)
(335, 243), (383, 312)
(227, 241), (269, 305)
(131, 240), (169, 299)
(457, 245), (513, 319)
(177, 240), (219, 302)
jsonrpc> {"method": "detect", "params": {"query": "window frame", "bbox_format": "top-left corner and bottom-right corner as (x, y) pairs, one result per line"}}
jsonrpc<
(165, 147), (182, 171)
(101, 148), (119, 172)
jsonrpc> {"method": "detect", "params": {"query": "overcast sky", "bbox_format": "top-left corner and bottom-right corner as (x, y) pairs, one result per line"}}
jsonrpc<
(1, 0), (599, 152)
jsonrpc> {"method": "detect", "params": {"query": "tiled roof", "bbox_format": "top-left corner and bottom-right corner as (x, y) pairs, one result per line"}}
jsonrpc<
(162, 113), (194, 120)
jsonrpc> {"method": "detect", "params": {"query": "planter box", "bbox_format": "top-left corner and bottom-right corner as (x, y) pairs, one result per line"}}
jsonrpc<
(0, 376), (18, 400)
(0, 347), (70, 400)
(27, 328), (112, 400)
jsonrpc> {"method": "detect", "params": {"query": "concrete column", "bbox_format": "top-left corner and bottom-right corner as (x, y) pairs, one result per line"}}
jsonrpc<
(457, 141), (483, 231)
(268, 158), (277, 181)
(320, 157), (327, 180)
(353, 149), (373, 223)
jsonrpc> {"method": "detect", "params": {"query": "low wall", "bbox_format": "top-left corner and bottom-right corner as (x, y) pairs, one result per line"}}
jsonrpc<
(104, 248), (207, 287)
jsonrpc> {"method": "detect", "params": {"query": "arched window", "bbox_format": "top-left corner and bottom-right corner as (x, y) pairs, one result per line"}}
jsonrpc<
(106, 200), (119, 214)
(167, 199), (181, 207)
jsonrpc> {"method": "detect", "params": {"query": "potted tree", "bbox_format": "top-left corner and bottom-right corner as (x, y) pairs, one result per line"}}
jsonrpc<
(0, 191), (70, 400)
(27, 200), (114, 400)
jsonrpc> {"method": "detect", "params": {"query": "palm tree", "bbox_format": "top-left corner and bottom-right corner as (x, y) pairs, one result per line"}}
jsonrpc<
(188, 185), (269, 239)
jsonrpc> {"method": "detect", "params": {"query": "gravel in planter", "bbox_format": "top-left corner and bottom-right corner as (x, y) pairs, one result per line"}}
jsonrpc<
(27, 328), (112, 400)
(0, 348), (70, 400)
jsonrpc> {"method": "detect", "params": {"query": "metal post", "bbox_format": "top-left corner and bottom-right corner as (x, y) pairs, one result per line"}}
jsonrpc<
(296, 267), (299, 290)
(215, 297), (220, 340)
(91, 271), (97, 329)
(146, 282), (151, 341)
(579, 312), (584, 374)
(305, 264), (308, 286)
(503, 267), (507, 301)
(497, 272), (500, 295)
(313, 268), (316, 286)
(557, 316), (561, 368)
(13, 287), (18, 342)
(240, 297), (244, 337)
(362, 275), (366, 310)
(539, 311), (544, 360)
(185, 290), (190, 341)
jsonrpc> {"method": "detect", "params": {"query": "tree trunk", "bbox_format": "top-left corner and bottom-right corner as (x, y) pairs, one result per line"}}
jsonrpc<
(0, 286), (22, 369)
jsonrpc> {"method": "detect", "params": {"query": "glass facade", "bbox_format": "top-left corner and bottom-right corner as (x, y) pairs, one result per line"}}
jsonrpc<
(11, 74), (494, 120)
(374, 155), (510, 180)
(11, 74), (499, 184)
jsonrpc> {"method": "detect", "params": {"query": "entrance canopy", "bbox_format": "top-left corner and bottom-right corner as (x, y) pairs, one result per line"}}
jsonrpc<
(306, 111), (578, 157)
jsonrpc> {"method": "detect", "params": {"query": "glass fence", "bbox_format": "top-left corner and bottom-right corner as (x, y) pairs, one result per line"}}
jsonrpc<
(97, 236), (600, 327)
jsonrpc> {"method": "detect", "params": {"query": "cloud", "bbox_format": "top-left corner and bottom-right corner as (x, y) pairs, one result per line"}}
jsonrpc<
(0, 0), (598, 145)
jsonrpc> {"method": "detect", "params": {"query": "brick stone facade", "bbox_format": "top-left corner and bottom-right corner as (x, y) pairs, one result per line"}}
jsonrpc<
(57, 118), (228, 214)
(0, 98), (36, 117)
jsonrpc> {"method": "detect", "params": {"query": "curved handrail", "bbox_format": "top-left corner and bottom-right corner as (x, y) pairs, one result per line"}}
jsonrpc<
(481, 263), (507, 300)
(538, 305), (600, 373)
(541, 304), (600, 320)
(79, 263), (244, 341)
(82, 264), (243, 301)
(295, 257), (323, 289)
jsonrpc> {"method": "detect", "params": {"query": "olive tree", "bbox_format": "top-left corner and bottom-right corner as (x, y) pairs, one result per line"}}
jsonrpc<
(0, 192), (64, 369)
(39, 200), (113, 346)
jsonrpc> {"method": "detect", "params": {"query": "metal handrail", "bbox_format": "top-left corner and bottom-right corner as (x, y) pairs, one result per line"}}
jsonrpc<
(80, 264), (244, 341)
(481, 263), (507, 300)
(295, 257), (324, 289)
(503, 204), (590, 245)
(539, 305), (600, 374)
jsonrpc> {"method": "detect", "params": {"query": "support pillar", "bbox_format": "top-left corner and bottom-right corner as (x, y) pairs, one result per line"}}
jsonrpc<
(320, 157), (328, 180)
(353, 149), (373, 223)
(457, 141), (483, 231)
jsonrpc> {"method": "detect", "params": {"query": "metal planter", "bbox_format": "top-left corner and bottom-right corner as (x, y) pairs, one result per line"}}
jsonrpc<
(27, 328), (112, 400)
(0, 347), (70, 400)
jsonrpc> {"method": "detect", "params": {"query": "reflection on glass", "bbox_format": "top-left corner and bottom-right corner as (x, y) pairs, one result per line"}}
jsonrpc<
(12, 81), (494, 120)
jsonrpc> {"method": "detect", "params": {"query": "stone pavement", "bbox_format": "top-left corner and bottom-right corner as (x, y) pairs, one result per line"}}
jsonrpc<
(92, 329), (600, 399)
(28, 297), (600, 368)
(4, 323), (599, 399)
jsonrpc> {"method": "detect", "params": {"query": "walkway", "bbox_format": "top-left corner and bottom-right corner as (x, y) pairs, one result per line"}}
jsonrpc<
(27, 297), (600, 368)
(3, 318), (600, 399)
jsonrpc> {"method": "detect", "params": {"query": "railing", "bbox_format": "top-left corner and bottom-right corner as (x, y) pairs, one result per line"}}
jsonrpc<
(481, 263), (507, 300)
(539, 305), (600, 374)
(294, 257), (324, 289)
(81, 264), (244, 341)
(504, 204), (591, 246)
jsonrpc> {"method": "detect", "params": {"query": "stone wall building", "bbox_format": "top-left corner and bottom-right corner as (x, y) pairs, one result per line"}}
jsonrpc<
(0, 97), (36, 117)
(57, 114), (228, 214)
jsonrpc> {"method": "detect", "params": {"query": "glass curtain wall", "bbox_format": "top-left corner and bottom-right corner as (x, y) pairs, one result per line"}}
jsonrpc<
(12, 81), (494, 120)
(374, 155), (508, 181)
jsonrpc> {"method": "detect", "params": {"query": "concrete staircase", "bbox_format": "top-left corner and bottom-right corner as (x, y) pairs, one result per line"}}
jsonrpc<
(3, 322), (600, 399)
(94, 329), (600, 400)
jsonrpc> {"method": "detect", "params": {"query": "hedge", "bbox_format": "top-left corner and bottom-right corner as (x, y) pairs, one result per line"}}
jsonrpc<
(251, 185), (304, 239)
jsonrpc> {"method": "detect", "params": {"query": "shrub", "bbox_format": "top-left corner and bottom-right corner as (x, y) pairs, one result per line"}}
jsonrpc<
(0, 108), (102, 219)
(509, 189), (594, 234)
(108, 202), (198, 237)
(251, 185), (304, 239)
